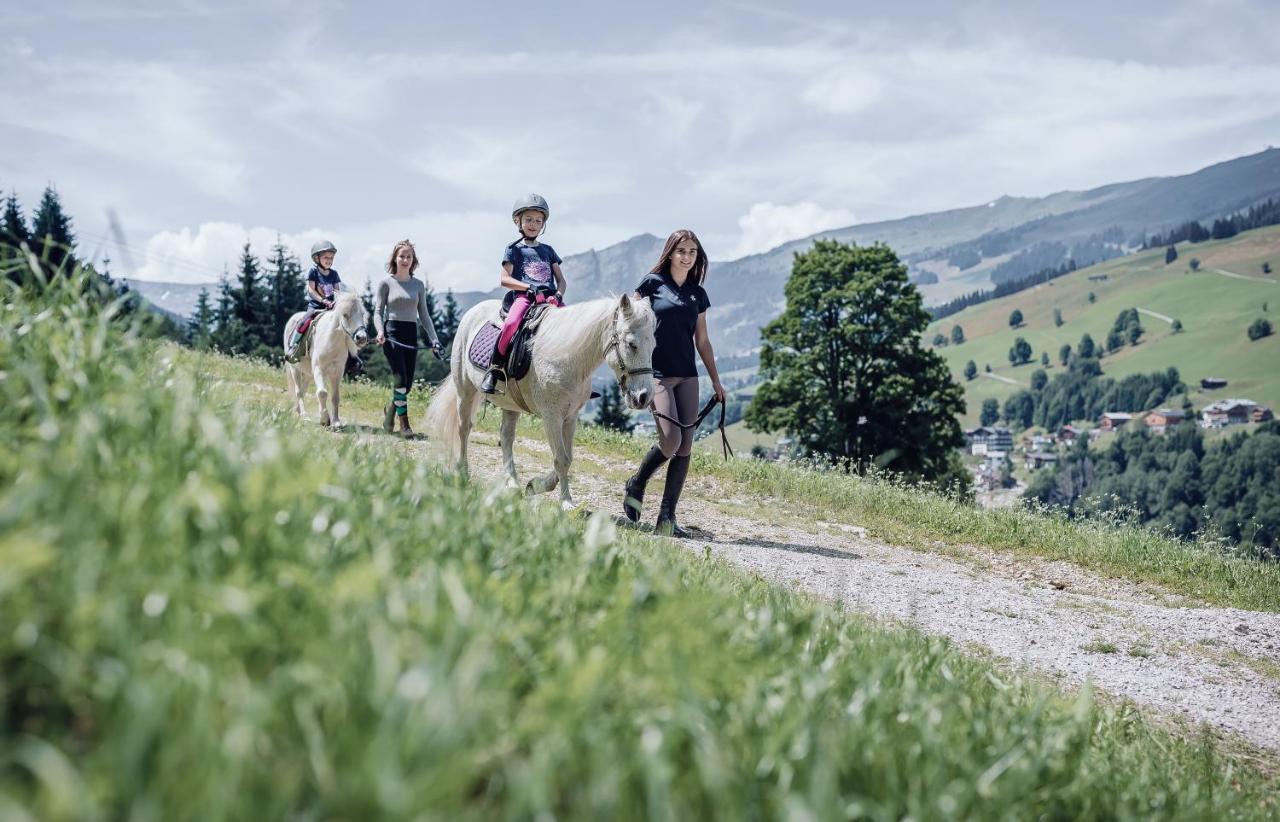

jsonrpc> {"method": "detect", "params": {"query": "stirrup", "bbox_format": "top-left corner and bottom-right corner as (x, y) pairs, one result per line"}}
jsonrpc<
(481, 366), (507, 395)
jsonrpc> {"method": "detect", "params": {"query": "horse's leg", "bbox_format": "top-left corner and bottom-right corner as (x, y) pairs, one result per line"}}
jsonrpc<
(313, 359), (331, 427)
(285, 365), (302, 417)
(330, 373), (344, 429)
(556, 415), (578, 507)
(499, 409), (520, 487)
(456, 376), (477, 477)
(526, 414), (565, 499)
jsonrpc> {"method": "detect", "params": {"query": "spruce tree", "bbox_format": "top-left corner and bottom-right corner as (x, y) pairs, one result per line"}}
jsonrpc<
(232, 242), (267, 348)
(266, 237), (305, 339)
(950, 324), (965, 345)
(1, 191), (31, 252)
(593, 383), (633, 432)
(30, 185), (76, 274)
(441, 290), (461, 347)
(189, 289), (214, 349)
(963, 360), (977, 381)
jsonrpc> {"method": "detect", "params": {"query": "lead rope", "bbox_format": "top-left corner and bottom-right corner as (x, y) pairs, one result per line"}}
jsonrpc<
(650, 396), (734, 460)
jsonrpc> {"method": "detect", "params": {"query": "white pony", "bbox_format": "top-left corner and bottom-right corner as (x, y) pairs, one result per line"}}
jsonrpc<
(426, 295), (656, 507)
(283, 291), (369, 429)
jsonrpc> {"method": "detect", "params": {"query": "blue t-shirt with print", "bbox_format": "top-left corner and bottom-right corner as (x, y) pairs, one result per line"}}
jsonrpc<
(306, 266), (343, 309)
(503, 241), (562, 289)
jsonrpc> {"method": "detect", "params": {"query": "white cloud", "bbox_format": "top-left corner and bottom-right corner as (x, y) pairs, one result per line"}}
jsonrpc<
(801, 68), (884, 115)
(130, 223), (332, 285)
(732, 202), (857, 258)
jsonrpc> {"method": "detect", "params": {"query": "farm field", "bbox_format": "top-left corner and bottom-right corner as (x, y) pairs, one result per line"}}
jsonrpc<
(6, 276), (1280, 818)
(928, 225), (1280, 427)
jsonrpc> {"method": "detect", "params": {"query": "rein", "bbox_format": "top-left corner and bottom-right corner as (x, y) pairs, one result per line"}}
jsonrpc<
(650, 396), (735, 460)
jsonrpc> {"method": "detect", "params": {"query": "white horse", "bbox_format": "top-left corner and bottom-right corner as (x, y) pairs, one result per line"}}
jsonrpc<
(425, 294), (656, 507)
(283, 292), (369, 429)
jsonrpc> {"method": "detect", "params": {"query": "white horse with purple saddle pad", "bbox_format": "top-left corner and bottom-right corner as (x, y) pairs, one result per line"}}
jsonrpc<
(426, 295), (656, 508)
(282, 292), (369, 429)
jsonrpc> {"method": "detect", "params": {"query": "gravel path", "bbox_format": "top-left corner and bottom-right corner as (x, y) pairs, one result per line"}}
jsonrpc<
(981, 372), (1022, 386)
(1137, 307), (1174, 324)
(385, 423), (1280, 753)
(1213, 267), (1277, 285)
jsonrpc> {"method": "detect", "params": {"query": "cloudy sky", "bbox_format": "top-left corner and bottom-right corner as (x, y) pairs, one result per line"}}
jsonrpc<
(2, 0), (1278, 290)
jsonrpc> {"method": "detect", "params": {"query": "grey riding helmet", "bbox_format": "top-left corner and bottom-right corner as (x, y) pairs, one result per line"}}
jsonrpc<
(511, 193), (550, 222)
(310, 239), (337, 260)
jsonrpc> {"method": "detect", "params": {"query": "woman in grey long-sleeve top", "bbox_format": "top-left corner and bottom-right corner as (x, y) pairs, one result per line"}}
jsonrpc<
(374, 239), (441, 437)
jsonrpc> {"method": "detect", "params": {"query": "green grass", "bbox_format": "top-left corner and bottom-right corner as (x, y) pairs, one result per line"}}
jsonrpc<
(5, 280), (1280, 817)
(929, 226), (1280, 426)
(189, 340), (1280, 614)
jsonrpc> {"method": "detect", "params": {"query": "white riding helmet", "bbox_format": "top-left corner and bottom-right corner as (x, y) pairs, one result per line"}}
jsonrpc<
(511, 193), (550, 222)
(311, 239), (337, 259)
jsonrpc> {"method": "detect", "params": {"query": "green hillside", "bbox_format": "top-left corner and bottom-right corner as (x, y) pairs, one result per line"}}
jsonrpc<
(928, 225), (1280, 427)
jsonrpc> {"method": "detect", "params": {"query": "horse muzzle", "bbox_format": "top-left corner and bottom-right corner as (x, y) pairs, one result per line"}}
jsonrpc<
(353, 330), (370, 346)
(627, 386), (650, 409)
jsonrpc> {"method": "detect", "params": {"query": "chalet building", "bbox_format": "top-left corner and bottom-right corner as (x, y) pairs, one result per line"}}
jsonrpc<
(966, 426), (1013, 455)
(1201, 399), (1258, 428)
(1025, 451), (1058, 471)
(1145, 408), (1187, 434)
(1099, 412), (1133, 431)
(1252, 406), (1275, 423)
(1200, 377), (1229, 390)
(1056, 424), (1083, 445)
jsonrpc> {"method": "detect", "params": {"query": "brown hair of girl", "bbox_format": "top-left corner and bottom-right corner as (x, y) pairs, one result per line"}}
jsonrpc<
(385, 239), (420, 277)
(649, 229), (708, 286)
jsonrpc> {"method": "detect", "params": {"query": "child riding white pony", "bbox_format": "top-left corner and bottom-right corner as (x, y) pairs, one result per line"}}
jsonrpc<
(426, 294), (656, 508)
(283, 290), (369, 429)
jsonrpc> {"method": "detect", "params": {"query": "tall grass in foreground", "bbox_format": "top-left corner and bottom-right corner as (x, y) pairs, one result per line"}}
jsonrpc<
(2, 276), (1277, 819)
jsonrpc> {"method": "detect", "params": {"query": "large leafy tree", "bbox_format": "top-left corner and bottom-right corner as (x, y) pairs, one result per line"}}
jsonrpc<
(745, 240), (967, 486)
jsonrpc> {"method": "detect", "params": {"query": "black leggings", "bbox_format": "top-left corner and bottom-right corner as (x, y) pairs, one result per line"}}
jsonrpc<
(382, 321), (418, 392)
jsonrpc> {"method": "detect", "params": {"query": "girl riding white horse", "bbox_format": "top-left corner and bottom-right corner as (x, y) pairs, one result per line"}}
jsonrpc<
(283, 290), (369, 429)
(426, 294), (656, 508)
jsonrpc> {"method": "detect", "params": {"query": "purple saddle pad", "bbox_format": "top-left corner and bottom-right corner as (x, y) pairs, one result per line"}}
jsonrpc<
(468, 322), (501, 370)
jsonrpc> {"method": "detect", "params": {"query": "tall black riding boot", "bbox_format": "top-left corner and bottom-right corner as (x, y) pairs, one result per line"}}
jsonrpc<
(623, 446), (668, 523)
(655, 454), (691, 538)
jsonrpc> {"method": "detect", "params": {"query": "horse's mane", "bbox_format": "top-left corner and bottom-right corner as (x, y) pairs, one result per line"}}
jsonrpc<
(535, 296), (651, 361)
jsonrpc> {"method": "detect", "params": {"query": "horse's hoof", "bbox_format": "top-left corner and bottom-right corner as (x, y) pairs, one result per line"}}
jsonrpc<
(524, 480), (537, 496)
(560, 499), (576, 512)
(332, 420), (346, 430)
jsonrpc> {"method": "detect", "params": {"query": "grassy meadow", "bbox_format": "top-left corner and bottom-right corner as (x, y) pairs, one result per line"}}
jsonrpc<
(5, 274), (1280, 819)
(927, 225), (1280, 427)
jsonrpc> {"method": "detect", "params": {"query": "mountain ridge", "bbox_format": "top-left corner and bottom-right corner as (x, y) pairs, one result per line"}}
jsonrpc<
(130, 148), (1280, 357)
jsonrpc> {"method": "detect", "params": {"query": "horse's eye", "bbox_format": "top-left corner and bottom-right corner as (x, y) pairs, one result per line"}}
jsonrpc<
(627, 341), (638, 351)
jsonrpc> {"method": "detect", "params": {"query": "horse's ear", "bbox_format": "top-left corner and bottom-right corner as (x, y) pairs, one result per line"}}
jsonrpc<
(619, 293), (633, 317)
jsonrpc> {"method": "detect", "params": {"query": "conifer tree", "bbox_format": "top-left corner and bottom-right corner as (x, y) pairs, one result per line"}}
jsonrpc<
(232, 242), (267, 347)
(266, 237), (305, 339)
(189, 289), (214, 349)
(593, 383), (633, 432)
(441, 290), (461, 347)
(1, 191), (31, 252)
(30, 185), (76, 274)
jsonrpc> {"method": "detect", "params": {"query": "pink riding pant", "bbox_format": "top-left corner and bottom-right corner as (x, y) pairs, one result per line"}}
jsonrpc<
(497, 290), (562, 356)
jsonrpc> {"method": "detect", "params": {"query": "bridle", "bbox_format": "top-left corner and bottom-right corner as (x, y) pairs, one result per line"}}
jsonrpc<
(603, 305), (654, 393)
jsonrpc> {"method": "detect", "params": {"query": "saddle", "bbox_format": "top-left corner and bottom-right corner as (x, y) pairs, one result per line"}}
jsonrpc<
(467, 302), (552, 381)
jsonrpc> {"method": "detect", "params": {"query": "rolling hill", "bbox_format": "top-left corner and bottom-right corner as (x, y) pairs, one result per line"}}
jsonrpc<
(927, 225), (1280, 427)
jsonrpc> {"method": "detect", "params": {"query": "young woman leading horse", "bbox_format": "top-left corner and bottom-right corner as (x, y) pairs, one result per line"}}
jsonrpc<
(623, 229), (725, 537)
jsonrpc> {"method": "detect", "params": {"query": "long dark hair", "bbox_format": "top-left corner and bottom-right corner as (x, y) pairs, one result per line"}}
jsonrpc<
(649, 229), (707, 286)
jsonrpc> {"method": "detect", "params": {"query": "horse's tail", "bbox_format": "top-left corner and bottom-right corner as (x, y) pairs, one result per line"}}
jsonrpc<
(425, 371), (472, 463)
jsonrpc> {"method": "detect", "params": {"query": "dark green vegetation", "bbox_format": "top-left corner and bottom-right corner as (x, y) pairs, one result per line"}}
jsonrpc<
(746, 240), (967, 489)
(5, 269), (1280, 820)
(1027, 422), (1280, 559)
(999, 362), (1182, 431)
